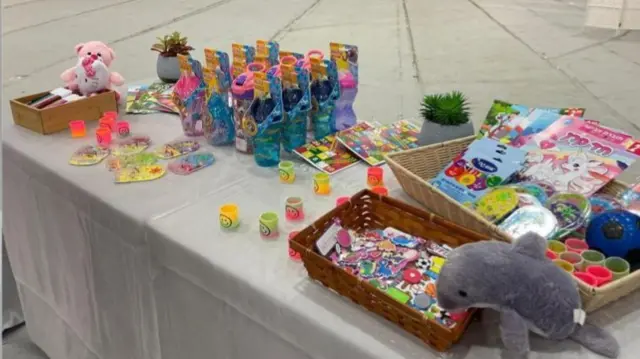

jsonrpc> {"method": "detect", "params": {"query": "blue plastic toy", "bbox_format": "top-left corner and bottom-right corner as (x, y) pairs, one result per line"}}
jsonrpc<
(586, 210), (640, 258)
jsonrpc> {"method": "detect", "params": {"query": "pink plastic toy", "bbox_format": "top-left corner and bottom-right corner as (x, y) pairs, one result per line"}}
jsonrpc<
(69, 120), (86, 138)
(116, 121), (130, 138)
(96, 127), (112, 147)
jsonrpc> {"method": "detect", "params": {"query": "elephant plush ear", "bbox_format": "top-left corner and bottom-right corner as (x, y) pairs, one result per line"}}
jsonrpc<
(512, 232), (546, 260)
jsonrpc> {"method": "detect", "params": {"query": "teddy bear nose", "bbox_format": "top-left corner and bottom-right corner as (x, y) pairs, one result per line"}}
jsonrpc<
(91, 54), (98, 60)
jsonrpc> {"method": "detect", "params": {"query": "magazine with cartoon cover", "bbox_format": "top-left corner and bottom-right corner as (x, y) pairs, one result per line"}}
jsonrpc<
(517, 116), (639, 196)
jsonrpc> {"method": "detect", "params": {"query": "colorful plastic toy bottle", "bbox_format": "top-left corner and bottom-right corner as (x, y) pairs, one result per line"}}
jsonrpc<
(333, 71), (358, 131)
(282, 63), (311, 152)
(231, 71), (256, 154)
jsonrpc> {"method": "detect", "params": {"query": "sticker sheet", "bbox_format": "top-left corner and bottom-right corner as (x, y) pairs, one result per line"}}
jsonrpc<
(112, 136), (152, 156)
(168, 152), (215, 175)
(106, 153), (158, 171)
(336, 120), (420, 166)
(293, 134), (360, 174)
(154, 140), (200, 159)
(69, 145), (110, 166)
(114, 164), (166, 184)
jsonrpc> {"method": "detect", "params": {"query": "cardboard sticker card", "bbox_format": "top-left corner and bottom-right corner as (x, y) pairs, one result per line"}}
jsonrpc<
(115, 164), (166, 184)
(154, 140), (200, 159)
(69, 145), (110, 166)
(112, 136), (152, 156)
(168, 152), (215, 175)
(106, 153), (158, 171)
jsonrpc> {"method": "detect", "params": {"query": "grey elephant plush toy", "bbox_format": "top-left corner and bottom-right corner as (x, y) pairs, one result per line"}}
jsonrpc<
(436, 232), (619, 358)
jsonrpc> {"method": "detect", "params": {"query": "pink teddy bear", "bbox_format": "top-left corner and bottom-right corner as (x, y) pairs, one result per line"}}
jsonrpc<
(60, 41), (125, 101)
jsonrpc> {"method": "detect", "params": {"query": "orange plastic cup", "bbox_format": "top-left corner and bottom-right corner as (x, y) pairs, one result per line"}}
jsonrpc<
(102, 111), (118, 121)
(68, 120), (86, 138)
(96, 127), (112, 147)
(371, 186), (389, 196)
(99, 116), (116, 132)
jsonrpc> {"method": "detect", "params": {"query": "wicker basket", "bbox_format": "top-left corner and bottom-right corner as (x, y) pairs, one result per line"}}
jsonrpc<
(385, 135), (637, 312)
(289, 189), (493, 352)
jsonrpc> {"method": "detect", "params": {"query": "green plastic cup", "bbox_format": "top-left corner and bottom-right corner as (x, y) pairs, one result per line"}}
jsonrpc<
(581, 250), (605, 272)
(547, 240), (566, 255)
(604, 257), (630, 281)
(259, 212), (279, 239)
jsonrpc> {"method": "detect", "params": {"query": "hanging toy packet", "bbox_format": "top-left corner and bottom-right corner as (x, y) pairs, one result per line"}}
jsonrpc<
(330, 42), (359, 131)
(203, 48), (235, 146)
(279, 50), (304, 61)
(281, 62), (311, 152)
(231, 43), (256, 79)
(310, 57), (340, 139)
(256, 40), (280, 68)
(431, 138), (527, 205)
(518, 116), (639, 196)
(330, 42), (359, 86)
(173, 56), (207, 136)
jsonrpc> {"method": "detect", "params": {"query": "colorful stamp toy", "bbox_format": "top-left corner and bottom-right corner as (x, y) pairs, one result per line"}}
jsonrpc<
(155, 140), (200, 159)
(106, 153), (158, 171)
(259, 212), (279, 239)
(114, 164), (166, 184)
(69, 145), (110, 166)
(219, 203), (240, 229)
(112, 136), (151, 156)
(284, 196), (304, 221)
(279, 161), (296, 183)
(168, 152), (215, 175)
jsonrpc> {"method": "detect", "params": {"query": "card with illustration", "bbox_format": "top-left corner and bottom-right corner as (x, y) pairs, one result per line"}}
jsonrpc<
(111, 136), (152, 156)
(293, 134), (361, 174)
(477, 100), (586, 143)
(431, 138), (527, 204)
(154, 140), (200, 159)
(114, 164), (166, 184)
(106, 153), (158, 171)
(69, 145), (110, 166)
(168, 152), (215, 175)
(336, 120), (420, 166)
(518, 116), (639, 196)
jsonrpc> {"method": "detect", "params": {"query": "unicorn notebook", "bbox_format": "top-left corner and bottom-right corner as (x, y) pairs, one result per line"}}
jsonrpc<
(517, 116), (639, 196)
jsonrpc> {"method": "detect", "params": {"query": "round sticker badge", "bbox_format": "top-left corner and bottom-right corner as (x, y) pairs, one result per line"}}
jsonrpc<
(499, 206), (558, 240)
(475, 187), (519, 222)
(509, 182), (548, 204)
(589, 194), (622, 216)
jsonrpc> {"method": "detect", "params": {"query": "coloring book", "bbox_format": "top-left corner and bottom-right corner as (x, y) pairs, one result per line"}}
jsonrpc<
(517, 116), (639, 196)
(294, 134), (361, 174)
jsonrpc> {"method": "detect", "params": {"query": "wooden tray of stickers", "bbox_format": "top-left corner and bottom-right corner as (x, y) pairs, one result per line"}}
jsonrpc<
(289, 189), (493, 352)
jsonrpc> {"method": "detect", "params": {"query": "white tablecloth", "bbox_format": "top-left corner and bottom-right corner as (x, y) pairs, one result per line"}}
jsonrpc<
(4, 112), (640, 359)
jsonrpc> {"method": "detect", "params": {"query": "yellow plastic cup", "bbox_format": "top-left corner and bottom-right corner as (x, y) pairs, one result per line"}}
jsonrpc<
(279, 161), (295, 184)
(553, 259), (575, 273)
(313, 173), (331, 195)
(547, 240), (566, 255)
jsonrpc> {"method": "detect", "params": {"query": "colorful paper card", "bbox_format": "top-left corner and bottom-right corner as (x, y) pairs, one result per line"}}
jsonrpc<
(336, 120), (420, 166)
(518, 116), (639, 196)
(293, 134), (361, 174)
(168, 152), (215, 175)
(69, 145), (110, 166)
(106, 153), (158, 171)
(115, 165), (166, 184)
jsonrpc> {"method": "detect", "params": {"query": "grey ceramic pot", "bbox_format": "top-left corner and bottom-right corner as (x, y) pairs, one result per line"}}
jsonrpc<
(417, 120), (475, 146)
(156, 55), (181, 83)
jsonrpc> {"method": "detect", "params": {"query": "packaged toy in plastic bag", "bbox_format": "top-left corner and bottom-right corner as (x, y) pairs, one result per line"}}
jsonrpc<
(310, 57), (340, 140)
(203, 48), (234, 145)
(173, 55), (206, 136)
(330, 42), (359, 131)
(242, 71), (284, 167)
(281, 60), (311, 152)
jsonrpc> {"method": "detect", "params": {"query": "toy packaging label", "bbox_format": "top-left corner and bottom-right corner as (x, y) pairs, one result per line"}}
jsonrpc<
(279, 50), (304, 60)
(168, 152), (215, 175)
(69, 145), (110, 166)
(204, 48), (231, 93)
(431, 138), (527, 204)
(106, 153), (158, 171)
(231, 43), (256, 78)
(293, 134), (361, 174)
(330, 42), (359, 84)
(518, 116), (639, 196)
(335, 120), (420, 166)
(112, 136), (152, 156)
(114, 164), (166, 184)
(256, 40), (279, 67)
(154, 140), (200, 159)
(477, 100), (586, 142)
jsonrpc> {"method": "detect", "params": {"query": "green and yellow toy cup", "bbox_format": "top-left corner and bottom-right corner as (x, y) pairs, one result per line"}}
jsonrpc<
(279, 161), (296, 184)
(313, 172), (331, 195)
(259, 211), (279, 239)
(219, 203), (240, 229)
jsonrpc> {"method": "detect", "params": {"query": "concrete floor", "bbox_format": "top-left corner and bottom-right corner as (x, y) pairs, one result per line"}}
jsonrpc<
(2, 0), (640, 358)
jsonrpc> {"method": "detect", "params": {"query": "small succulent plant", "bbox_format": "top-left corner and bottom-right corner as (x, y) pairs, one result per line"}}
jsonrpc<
(151, 31), (194, 57)
(420, 91), (471, 126)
